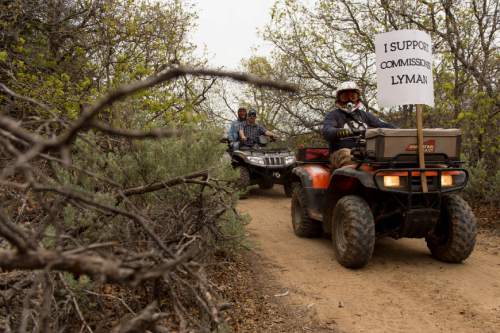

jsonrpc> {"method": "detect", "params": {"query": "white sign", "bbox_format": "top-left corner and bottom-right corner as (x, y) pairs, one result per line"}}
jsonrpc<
(375, 30), (434, 107)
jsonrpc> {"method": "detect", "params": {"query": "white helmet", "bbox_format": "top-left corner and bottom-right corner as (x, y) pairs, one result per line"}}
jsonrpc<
(335, 81), (360, 99)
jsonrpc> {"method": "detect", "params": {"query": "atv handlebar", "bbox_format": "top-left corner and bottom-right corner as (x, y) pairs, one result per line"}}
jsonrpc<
(336, 127), (365, 138)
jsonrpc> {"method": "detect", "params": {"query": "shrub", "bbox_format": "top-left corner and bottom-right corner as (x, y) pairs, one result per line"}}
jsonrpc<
(2, 126), (247, 332)
(463, 158), (500, 207)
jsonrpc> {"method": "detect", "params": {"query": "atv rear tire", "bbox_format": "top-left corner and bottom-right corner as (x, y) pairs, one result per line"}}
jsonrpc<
(291, 185), (322, 238)
(426, 194), (477, 263)
(331, 195), (375, 269)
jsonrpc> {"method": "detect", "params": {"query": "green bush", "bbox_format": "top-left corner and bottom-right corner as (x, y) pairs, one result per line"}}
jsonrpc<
(57, 126), (235, 190)
(41, 126), (248, 330)
(463, 158), (500, 207)
(49, 126), (244, 250)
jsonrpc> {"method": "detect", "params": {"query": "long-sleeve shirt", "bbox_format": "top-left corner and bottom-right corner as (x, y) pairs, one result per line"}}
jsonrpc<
(228, 119), (245, 142)
(322, 107), (394, 153)
(239, 122), (267, 146)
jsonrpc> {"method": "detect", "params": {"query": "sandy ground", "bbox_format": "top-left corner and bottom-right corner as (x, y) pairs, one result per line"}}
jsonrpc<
(238, 187), (500, 333)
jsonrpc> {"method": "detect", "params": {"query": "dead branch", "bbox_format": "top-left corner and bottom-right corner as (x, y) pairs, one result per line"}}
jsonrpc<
(0, 249), (134, 282)
(82, 289), (136, 315)
(58, 272), (94, 333)
(0, 83), (52, 113)
(31, 184), (178, 257)
(121, 170), (209, 197)
(1, 66), (298, 173)
(0, 248), (184, 284)
(63, 241), (118, 255)
(0, 209), (36, 253)
(110, 302), (166, 333)
(91, 121), (181, 140)
(37, 271), (53, 333)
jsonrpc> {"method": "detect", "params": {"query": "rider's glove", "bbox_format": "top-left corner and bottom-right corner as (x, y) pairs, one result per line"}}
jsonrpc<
(336, 128), (354, 138)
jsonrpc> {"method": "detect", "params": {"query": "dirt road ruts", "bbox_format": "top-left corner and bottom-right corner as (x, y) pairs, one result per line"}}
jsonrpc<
(239, 188), (500, 333)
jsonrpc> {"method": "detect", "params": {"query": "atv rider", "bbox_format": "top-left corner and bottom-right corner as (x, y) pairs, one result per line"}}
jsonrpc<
(239, 109), (277, 147)
(228, 107), (247, 150)
(322, 81), (395, 169)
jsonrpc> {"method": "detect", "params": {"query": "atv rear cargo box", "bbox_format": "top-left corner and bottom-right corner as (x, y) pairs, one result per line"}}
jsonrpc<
(365, 128), (461, 163)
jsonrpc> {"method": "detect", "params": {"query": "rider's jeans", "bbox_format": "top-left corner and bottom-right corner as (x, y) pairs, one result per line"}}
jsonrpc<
(230, 141), (240, 150)
(330, 148), (355, 169)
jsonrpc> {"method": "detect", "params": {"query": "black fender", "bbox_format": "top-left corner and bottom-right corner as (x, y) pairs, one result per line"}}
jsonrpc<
(322, 167), (377, 234)
(291, 165), (330, 222)
(331, 167), (377, 189)
(230, 151), (247, 164)
(291, 166), (313, 187)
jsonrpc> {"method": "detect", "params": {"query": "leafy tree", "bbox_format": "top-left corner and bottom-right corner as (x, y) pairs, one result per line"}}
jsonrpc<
(261, 0), (498, 171)
(240, 55), (311, 136)
(0, 0), (213, 129)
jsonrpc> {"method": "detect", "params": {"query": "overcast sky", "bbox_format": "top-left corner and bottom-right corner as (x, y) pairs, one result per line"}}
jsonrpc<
(191, 0), (275, 70)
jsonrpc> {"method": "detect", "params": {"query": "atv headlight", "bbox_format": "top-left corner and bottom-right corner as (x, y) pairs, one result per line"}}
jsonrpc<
(285, 156), (296, 165)
(247, 156), (265, 165)
(441, 170), (467, 188)
(383, 175), (400, 187)
(441, 174), (453, 187)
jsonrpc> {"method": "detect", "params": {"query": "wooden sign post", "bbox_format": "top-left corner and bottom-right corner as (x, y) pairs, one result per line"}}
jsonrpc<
(375, 30), (434, 193)
(416, 104), (428, 192)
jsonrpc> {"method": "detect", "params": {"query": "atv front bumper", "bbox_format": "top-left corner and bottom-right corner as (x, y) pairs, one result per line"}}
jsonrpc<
(249, 166), (294, 185)
(372, 168), (468, 238)
(373, 168), (468, 194)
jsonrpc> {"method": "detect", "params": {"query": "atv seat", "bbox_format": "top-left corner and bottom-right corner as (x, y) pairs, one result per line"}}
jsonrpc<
(296, 147), (330, 164)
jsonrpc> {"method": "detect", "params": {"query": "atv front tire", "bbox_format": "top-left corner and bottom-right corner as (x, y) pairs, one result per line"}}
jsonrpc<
(331, 195), (375, 269)
(236, 166), (251, 191)
(291, 185), (322, 238)
(426, 194), (477, 263)
(284, 182), (295, 198)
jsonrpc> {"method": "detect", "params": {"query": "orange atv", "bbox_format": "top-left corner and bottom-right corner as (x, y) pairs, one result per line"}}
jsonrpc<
(290, 128), (477, 269)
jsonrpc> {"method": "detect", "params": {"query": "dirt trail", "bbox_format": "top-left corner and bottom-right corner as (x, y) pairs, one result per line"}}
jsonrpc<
(239, 188), (500, 333)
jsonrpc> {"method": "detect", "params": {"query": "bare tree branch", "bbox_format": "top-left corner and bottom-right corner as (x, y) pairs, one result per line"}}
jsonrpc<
(0, 208), (36, 253)
(0, 248), (187, 284)
(121, 170), (209, 197)
(110, 301), (166, 333)
(58, 273), (94, 333)
(91, 121), (181, 139)
(0, 83), (52, 113)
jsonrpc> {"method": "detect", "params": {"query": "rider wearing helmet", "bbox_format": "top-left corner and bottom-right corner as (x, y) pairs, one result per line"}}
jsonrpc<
(322, 81), (394, 168)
